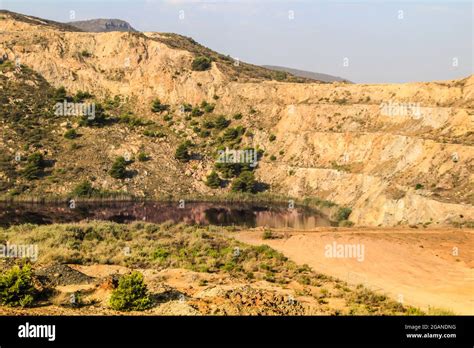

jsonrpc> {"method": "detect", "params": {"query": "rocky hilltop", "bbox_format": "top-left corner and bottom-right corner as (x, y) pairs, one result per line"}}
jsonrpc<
(0, 10), (473, 226)
(67, 19), (137, 32)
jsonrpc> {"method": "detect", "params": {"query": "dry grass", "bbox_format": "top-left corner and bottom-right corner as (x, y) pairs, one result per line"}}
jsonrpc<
(0, 221), (430, 315)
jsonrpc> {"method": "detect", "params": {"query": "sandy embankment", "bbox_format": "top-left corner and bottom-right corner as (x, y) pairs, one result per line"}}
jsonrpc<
(236, 227), (474, 314)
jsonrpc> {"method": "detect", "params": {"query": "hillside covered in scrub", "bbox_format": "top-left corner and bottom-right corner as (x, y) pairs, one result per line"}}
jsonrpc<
(0, 10), (473, 226)
(0, 221), (439, 315)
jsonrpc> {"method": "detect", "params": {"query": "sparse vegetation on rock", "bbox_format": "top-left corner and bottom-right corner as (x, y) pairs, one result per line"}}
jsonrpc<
(231, 171), (257, 193)
(64, 129), (78, 139)
(191, 56), (212, 71)
(21, 153), (45, 180)
(205, 171), (221, 188)
(109, 156), (128, 179)
(175, 141), (192, 163)
(151, 99), (169, 113)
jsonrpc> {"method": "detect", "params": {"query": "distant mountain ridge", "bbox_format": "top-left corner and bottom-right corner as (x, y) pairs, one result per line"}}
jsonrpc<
(67, 19), (137, 32)
(263, 65), (351, 83)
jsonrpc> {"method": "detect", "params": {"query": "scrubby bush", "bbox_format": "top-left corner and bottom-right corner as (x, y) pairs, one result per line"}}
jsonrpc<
(74, 90), (93, 102)
(335, 207), (352, 222)
(199, 130), (210, 138)
(262, 230), (274, 240)
(181, 103), (193, 112)
(109, 272), (153, 311)
(143, 129), (165, 138)
(233, 113), (242, 120)
(151, 99), (169, 113)
(53, 86), (68, 102)
(119, 112), (150, 128)
(71, 180), (97, 197)
(0, 264), (36, 307)
(222, 126), (244, 142)
(79, 103), (108, 127)
(269, 134), (276, 142)
(64, 129), (78, 140)
(109, 156), (128, 179)
(200, 101), (215, 113)
(191, 107), (204, 117)
(175, 141), (192, 162)
(274, 71), (287, 81)
(191, 56), (212, 71)
(214, 115), (230, 130)
(80, 50), (92, 58)
(21, 152), (45, 180)
(202, 120), (215, 129)
(138, 152), (149, 162)
(231, 171), (257, 193)
(206, 171), (221, 189)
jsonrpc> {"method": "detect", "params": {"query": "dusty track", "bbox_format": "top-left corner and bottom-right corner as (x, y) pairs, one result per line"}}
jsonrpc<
(235, 227), (474, 314)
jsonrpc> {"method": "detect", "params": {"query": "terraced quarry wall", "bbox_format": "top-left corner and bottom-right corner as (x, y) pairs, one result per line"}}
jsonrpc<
(1, 12), (473, 226)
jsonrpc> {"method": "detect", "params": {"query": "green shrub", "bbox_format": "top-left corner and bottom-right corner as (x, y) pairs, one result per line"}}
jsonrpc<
(231, 171), (257, 193)
(109, 156), (128, 179)
(138, 152), (149, 162)
(175, 141), (192, 162)
(191, 56), (212, 71)
(215, 115), (230, 130)
(415, 183), (424, 190)
(0, 264), (36, 307)
(73, 90), (93, 102)
(274, 71), (287, 81)
(53, 86), (68, 102)
(199, 130), (210, 138)
(181, 103), (193, 112)
(153, 247), (170, 261)
(79, 103), (108, 127)
(64, 129), (78, 140)
(202, 120), (215, 129)
(222, 126), (244, 142)
(269, 134), (276, 142)
(119, 112), (150, 128)
(151, 99), (169, 113)
(21, 152), (45, 180)
(335, 207), (352, 222)
(109, 272), (153, 311)
(81, 50), (92, 58)
(143, 129), (165, 138)
(71, 180), (97, 197)
(233, 113), (242, 120)
(191, 107), (204, 117)
(201, 101), (215, 113)
(262, 230), (274, 240)
(270, 155), (276, 161)
(206, 171), (221, 189)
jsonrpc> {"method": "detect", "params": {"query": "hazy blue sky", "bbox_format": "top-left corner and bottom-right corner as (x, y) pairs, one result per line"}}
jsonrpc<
(1, 0), (472, 83)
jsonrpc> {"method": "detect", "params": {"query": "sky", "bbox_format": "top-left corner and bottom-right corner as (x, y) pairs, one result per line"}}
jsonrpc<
(1, 0), (472, 83)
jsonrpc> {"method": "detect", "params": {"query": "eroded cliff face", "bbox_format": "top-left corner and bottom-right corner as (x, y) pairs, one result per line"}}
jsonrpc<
(1, 12), (473, 226)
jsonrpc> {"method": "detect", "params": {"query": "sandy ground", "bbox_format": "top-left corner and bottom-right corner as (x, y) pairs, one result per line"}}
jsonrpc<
(235, 227), (474, 315)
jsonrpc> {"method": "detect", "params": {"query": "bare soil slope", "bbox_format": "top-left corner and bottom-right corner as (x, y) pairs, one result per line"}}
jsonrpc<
(236, 227), (474, 314)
